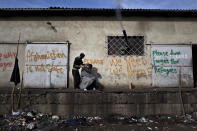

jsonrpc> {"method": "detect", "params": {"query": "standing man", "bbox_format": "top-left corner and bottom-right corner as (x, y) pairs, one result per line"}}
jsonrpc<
(72, 53), (85, 89)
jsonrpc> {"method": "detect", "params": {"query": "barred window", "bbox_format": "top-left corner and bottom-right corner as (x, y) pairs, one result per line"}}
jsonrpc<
(107, 36), (144, 55)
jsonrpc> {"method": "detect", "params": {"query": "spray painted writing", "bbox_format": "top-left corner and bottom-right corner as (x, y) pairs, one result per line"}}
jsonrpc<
(154, 66), (177, 75)
(152, 49), (182, 66)
(124, 57), (151, 77)
(85, 57), (152, 77)
(0, 62), (13, 71)
(153, 58), (179, 65)
(84, 58), (104, 65)
(0, 52), (16, 72)
(26, 50), (67, 62)
(0, 52), (16, 61)
(26, 64), (63, 74)
(152, 49), (181, 57)
(109, 58), (123, 75)
(152, 49), (183, 75)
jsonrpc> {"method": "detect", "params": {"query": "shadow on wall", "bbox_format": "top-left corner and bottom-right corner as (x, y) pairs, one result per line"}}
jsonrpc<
(69, 66), (104, 89)
(92, 67), (104, 90)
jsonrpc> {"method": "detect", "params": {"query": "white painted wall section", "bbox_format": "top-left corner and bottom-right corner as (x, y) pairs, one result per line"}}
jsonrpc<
(152, 45), (193, 87)
(24, 44), (68, 88)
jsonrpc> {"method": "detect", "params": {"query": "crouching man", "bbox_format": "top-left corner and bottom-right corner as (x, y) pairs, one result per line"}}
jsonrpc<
(79, 64), (98, 90)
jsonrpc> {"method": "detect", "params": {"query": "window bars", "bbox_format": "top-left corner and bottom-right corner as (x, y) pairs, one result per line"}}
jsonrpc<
(107, 36), (144, 56)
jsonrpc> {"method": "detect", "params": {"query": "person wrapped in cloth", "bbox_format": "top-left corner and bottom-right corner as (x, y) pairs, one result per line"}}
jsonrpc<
(79, 64), (98, 90)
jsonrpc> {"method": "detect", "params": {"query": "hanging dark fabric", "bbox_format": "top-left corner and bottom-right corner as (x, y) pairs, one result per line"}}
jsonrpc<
(10, 57), (20, 86)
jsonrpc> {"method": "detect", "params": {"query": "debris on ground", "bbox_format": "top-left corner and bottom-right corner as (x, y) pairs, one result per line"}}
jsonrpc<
(138, 117), (148, 123)
(0, 111), (104, 130)
(1, 111), (197, 130)
(52, 115), (60, 121)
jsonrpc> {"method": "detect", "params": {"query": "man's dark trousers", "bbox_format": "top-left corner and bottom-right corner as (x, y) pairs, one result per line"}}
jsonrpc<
(72, 69), (80, 89)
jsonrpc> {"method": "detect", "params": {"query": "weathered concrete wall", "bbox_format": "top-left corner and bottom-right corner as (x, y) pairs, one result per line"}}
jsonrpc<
(0, 44), (25, 88)
(152, 45), (193, 87)
(0, 16), (197, 88)
(0, 88), (197, 116)
(24, 44), (68, 88)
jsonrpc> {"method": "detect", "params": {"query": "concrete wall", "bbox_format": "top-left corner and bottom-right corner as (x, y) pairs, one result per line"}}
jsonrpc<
(0, 44), (25, 88)
(0, 16), (197, 88)
(0, 88), (197, 116)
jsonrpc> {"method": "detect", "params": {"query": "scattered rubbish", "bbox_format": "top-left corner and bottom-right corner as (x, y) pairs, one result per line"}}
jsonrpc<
(192, 112), (197, 116)
(184, 119), (188, 123)
(27, 122), (35, 130)
(94, 116), (102, 120)
(52, 115), (60, 121)
(99, 124), (104, 126)
(185, 114), (194, 122)
(186, 114), (192, 119)
(66, 119), (78, 126)
(149, 120), (154, 123)
(117, 116), (125, 120)
(131, 118), (138, 123)
(190, 125), (196, 129)
(12, 111), (20, 116)
(1, 111), (197, 130)
(27, 112), (34, 117)
(139, 117), (148, 123)
(22, 121), (26, 126)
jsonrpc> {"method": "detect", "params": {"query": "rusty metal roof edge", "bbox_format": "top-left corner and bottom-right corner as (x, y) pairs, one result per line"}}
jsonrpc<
(0, 7), (197, 11)
(0, 8), (197, 17)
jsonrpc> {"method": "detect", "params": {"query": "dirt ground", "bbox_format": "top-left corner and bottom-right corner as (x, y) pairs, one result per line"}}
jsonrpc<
(1, 111), (197, 131)
(54, 124), (197, 131)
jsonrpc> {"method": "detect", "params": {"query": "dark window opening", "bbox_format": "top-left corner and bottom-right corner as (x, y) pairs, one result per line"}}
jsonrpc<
(107, 36), (144, 55)
(193, 45), (197, 87)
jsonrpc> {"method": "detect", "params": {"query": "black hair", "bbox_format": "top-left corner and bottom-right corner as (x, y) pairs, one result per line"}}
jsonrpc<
(80, 53), (85, 58)
(88, 64), (92, 69)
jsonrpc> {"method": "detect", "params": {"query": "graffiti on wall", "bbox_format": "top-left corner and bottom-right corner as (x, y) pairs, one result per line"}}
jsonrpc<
(124, 57), (151, 77)
(26, 50), (67, 74)
(26, 50), (66, 62)
(24, 44), (68, 88)
(0, 52), (16, 71)
(26, 64), (63, 74)
(152, 49), (184, 75)
(84, 58), (104, 65)
(109, 58), (123, 75)
(84, 57), (152, 77)
(151, 45), (193, 87)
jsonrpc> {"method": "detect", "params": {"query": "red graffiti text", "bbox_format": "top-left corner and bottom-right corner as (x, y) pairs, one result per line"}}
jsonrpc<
(0, 62), (13, 71)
